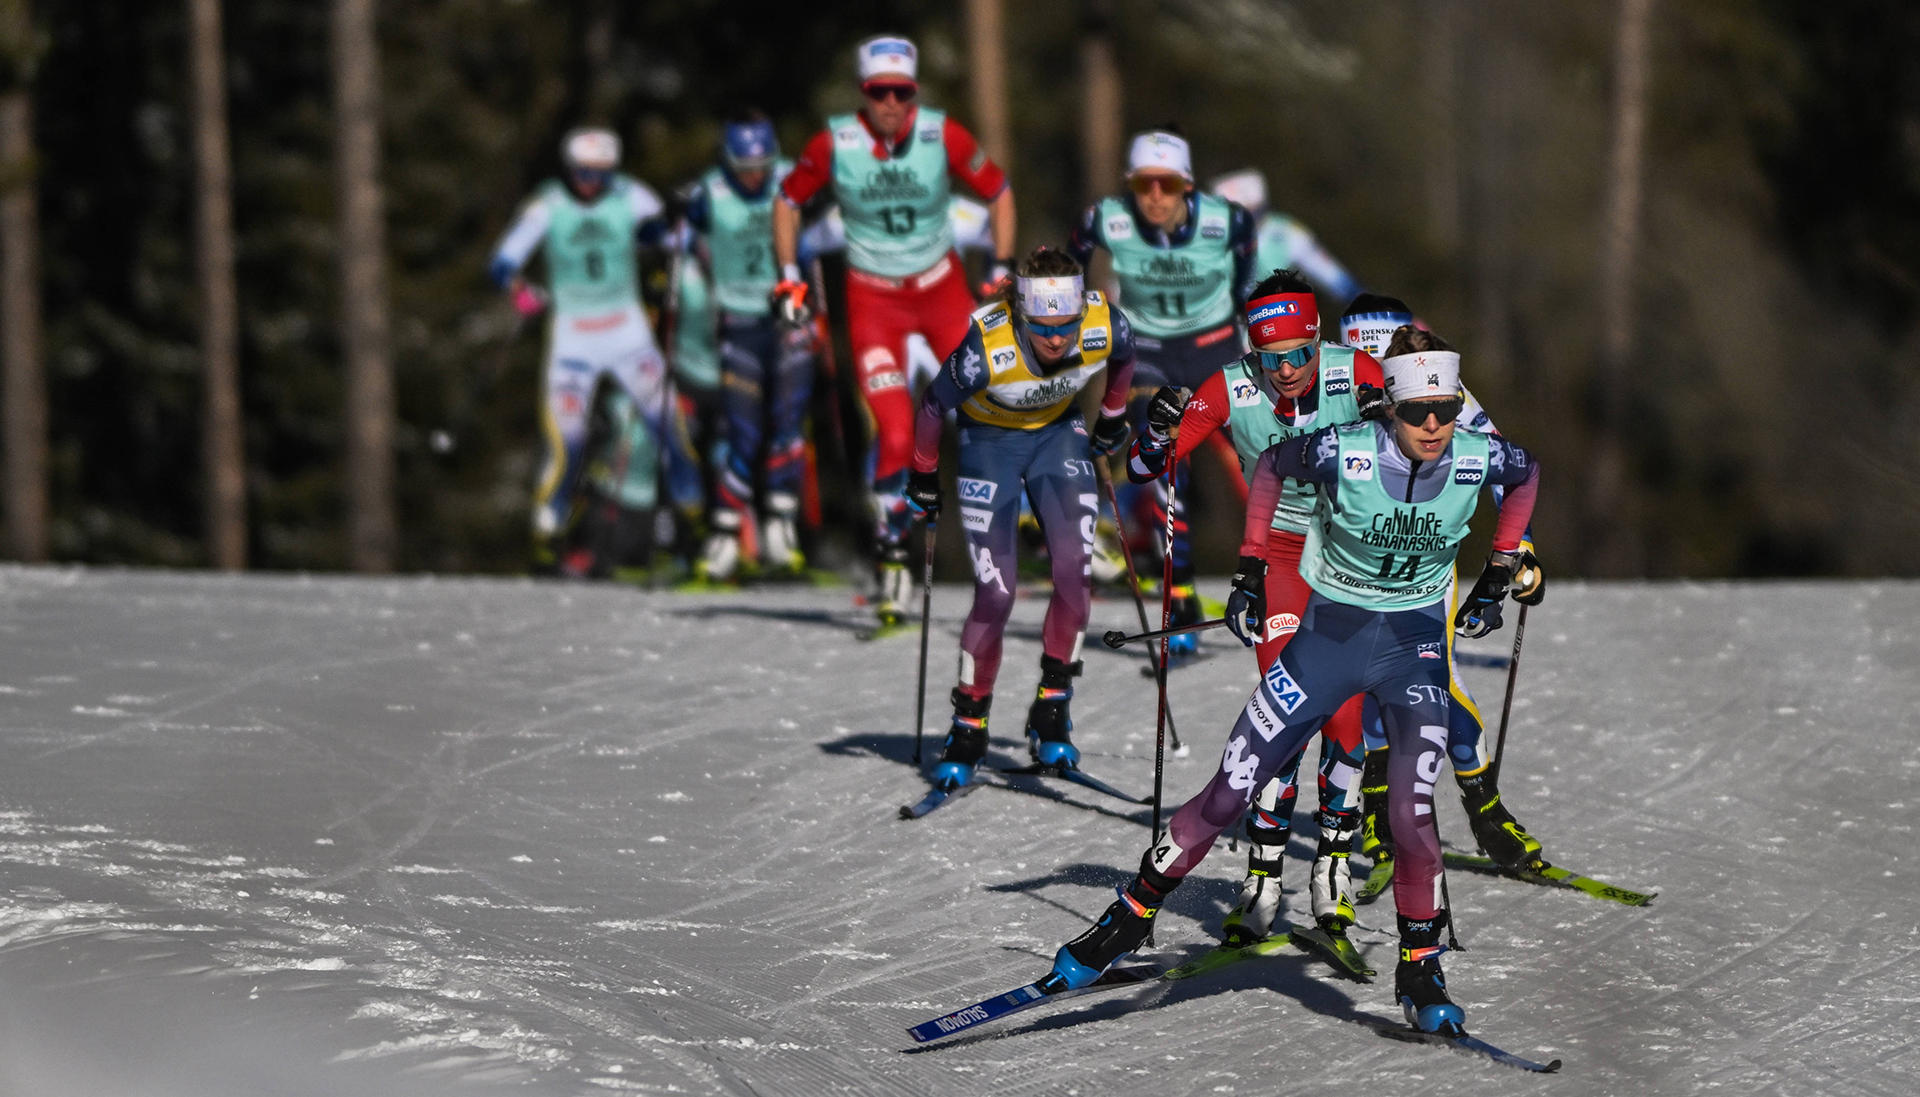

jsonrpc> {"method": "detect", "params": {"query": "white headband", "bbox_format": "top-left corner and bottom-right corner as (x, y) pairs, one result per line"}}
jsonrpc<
(1380, 350), (1462, 403)
(1016, 275), (1085, 319)
(563, 129), (621, 170)
(1127, 132), (1193, 181)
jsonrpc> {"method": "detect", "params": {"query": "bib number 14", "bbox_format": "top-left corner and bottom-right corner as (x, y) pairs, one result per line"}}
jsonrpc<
(1375, 553), (1421, 581)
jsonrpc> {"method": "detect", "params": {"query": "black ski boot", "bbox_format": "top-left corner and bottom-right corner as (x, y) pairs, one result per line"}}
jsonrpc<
(1223, 782), (1292, 946)
(1357, 748), (1393, 865)
(1396, 911), (1466, 1036)
(1045, 853), (1179, 991)
(1025, 655), (1082, 769)
(933, 690), (990, 790)
(1457, 770), (1543, 871)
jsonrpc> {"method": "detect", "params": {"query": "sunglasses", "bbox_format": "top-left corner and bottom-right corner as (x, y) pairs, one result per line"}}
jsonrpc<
(1129, 175), (1189, 197)
(1025, 316), (1084, 338)
(1258, 345), (1315, 372)
(863, 83), (917, 103)
(1393, 397), (1465, 427)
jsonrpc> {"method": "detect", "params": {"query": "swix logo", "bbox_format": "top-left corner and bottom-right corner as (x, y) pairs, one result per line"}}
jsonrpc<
(957, 478), (996, 504)
(1262, 663), (1307, 715)
(1342, 453), (1374, 480)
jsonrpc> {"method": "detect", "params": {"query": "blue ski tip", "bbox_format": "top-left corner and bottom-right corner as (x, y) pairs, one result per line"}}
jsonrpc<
(931, 761), (974, 787)
(1047, 944), (1104, 991)
(1031, 739), (1080, 768)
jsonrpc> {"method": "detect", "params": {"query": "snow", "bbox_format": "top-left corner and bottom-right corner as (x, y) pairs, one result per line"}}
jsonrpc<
(0, 565), (1914, 1094)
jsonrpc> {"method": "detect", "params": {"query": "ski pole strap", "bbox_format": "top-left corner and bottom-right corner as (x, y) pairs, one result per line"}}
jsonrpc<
(1400, 942), (1448, 963)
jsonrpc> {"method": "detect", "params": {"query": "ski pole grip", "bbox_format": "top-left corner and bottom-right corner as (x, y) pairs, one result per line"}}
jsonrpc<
(1102, 629), (1129, 649)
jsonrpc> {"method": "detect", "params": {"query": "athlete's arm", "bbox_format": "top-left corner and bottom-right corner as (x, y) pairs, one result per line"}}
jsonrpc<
(488, 195), (550, 290)
(775, 129), (835, 274)
(1240, 427), (1339, 554)
(1096, 310), (1136, 423)
(1228, 202), (1260, 310)
(940, 118), (1013, 264)
(1128, 369), (1230, 483)
(1066, 203), (1103, 269)
(911, 326), (991, 473)
(1483, 437), (1541, 554)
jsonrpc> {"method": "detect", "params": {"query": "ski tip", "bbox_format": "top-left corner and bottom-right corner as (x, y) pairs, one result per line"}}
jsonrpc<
(1544, 1059), (1564, 1073)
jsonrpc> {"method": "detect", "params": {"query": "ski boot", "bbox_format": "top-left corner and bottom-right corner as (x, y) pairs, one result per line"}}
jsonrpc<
(933, 690), (991, 790)
(1309, 808), (1359, 932)
(1025, 655), (1082, 769)
(760, 492), (805, 578)
(1222, 791), (1290, 947)
(1457, 770), (1543, 871)
(874, 543), (912, 626)
(1396, 911), (1465, 1036)
(1166, 582), (1202, 657)
(1044, 854), (1178, 991)
(1357, 748), (1393, 862)
(697, 508), (745, 583)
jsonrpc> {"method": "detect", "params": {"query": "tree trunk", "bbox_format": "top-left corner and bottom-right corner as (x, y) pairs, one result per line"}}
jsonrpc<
(1079, 0), (1121, 204)
(0, 0), (44, 563)
(1586, 0), (1655, 576)
(189, 0), (245, 570)
(330, 0), (395, 573)
(965, 0), (1010, 169)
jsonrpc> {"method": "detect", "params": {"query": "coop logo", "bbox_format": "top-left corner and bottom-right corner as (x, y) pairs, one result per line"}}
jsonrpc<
(1080, 326), (1108, 352)
(1230, 378), (1262, 408)
(1323, 364), (1351, 397)
(1454, 454), (1485, 485)
(980, 309), (1009, 330)
(1342, 453), (1374, 480)
(957, 478), (996, 504)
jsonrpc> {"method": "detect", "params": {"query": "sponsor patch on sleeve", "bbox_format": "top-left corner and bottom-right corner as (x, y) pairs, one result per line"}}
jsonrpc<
(1453, 454), (1486, 485)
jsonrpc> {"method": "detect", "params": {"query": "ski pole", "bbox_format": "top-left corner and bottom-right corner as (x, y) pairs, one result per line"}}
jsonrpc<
(912, 515), (938, 765)
(1095, 460), (1182, 754)
(1490, 603), (1529, 779)
(1102, 618), (1228, 649)
(1151, 460), (1179, 847)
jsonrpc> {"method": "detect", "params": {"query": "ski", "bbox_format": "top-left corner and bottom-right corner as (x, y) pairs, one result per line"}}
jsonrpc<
(1356, 856), (1394, 904)
(857, 620), (919, 642)
(1161, 933), (1294, 980)
(1366, 1022), (1562, 1073)
(899, 781), (977, 820)
(906, 964), (1159, 1043)
(1000, 762), (1147, 804)
(1291, 924), (1375, 980)
(1442, 852), (1656, 907)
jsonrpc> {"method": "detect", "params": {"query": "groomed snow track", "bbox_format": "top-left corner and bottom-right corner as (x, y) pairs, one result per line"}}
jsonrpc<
(0, 566), (1913, 1095)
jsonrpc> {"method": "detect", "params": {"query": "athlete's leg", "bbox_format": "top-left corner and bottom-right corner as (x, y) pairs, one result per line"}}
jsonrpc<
(533, 332), (597, 555)
(1369, 606), (1456, 922)
(1016, 418), (1102, 767)
(844, 272), (917, 547)
(759, 321), (818, 573)
(953, 426), (1027, 700)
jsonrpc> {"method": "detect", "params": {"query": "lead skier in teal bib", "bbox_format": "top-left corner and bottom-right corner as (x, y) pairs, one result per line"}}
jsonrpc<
(1042, 327), (1542, 1039)
(490, 127), (676, 568)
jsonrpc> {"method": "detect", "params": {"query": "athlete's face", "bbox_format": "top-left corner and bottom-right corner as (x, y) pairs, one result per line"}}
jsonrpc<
(567, 167), (610, 200)
(1129, 173), (1190, 231)
(1255, 337), (1317, 399)
(1392, 399), (1458, 462)
(733, 167), (769, 191)
(862, 81), (917, 139)
(1025, 313), (1082, 364)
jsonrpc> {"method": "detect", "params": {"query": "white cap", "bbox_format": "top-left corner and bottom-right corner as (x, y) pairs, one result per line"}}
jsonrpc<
(856, 35), (918, 85)
(1016, 275), (1085, 320)
(1381, 350), (1463, 403)
(1127, 131), (1193, 181)
(563, 127), (621, 171)
(1209, 169), (1267, 213)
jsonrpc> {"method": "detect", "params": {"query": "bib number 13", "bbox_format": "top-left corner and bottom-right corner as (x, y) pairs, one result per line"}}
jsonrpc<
(879, 206), (917, 235)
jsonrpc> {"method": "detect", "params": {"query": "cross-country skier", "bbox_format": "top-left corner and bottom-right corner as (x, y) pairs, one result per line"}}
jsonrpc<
(903, 247), (1134, 791)
(774, 34), (1016, 625)
(1128, 270), (1382, 954)
(490, 127), (673, 569)
(1045, 325), (1542, 1037)
(1067, 128), (1258, 656)
(680, 113), (815, 582)
(1335, 295), (1549, 876)
(1208, 169), (1362, 305)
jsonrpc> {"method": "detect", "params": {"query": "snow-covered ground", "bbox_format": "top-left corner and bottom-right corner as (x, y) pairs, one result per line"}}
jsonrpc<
(0, 566), (1913, 1095)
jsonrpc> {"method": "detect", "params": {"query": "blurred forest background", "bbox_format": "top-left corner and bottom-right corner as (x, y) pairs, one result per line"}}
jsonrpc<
(5, 0), (1918, 578)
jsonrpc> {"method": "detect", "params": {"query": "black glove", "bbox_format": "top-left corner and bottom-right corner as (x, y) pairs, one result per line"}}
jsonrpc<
(1454, 553), (1516, 638)
(1144, 386), (1191, 445)
(905, 468), (942, 519)
(1356, 382), (1388, 422)
(1511, 548), (1546, 605)
(1090, 413), (1130, 457)
(1225, 554), (1268, 648)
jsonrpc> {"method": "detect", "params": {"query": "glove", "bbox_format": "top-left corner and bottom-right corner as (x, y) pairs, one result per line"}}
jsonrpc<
(905, 468), (942, 519)
(1090, 413), (1130, 456)
(1356, 382), (1387, 422)
(770, 278), (812, 326)
(1454, 552), (1517, 638)
(1225, 554), (1268, 648)
(1511, 548), (1546, 605)
(510, 282), (548, 318)
(1144, 386), (1191, 446)
(979, 258), (1013, 298)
